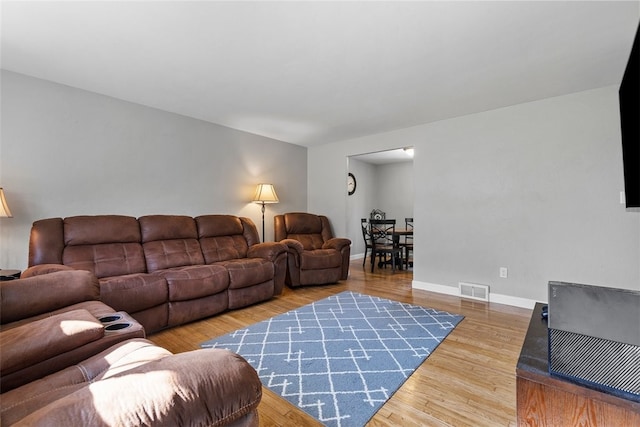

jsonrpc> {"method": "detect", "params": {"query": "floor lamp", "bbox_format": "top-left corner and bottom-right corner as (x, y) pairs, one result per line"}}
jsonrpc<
(252, 184), (279, 242)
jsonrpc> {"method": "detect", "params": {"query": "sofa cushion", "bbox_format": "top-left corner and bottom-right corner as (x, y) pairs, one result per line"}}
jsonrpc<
(283, 215), (324, 250)
(28, 218), (65, 265)
(63, 243), (147, 278)
(142, 239), (205, 271)
(139, 215), (205, 271)
(139, 215), (198, 242)
(58, 215), (146, 278)
(283, 213), (323, 234)
(280, 213), (324, 250)
(168, 293), (228, 327)
(277, 213), (338, 252)
(288, 234), (325, 251)
(64, 215), (141, 246)
(199, 236), (250, 263)
(0, 270), (99, 324)
(0, 309), (104, 376)
(100, 273), (168, 314)
(217, 259), (274, 290)
(154, 265), (229, 302)
(300, 249), (342, 270)
(196, 214), (244, 237)
(196, 215), (250, 262)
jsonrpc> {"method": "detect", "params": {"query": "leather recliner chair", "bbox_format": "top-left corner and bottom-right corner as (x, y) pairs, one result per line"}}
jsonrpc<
(274, 212), (351, 287)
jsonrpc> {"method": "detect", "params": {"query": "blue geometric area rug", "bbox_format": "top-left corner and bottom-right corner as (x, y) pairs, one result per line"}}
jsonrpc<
(201, 291), (464, 427)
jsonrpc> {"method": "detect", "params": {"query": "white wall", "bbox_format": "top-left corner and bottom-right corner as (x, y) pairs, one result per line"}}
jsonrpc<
(0, 71), (307, 269)
(374, 161), (413, 222)
(309, 85), (640, 303)
(346, 157), (375, 255)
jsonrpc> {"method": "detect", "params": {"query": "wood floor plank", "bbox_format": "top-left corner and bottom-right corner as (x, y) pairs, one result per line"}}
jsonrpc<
(148, 260), (533, 426)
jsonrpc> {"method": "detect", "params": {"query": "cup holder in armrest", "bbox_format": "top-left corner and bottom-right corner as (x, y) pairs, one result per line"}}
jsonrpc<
(99, 315), (122, 323)
(105, 323), (131, 331)
(98, 311), (143, 337)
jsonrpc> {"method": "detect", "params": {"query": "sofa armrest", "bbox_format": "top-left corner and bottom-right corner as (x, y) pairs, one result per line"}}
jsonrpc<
(1, 270), (100, 324)
(21, 264), (75, 279)
(0, 309), (104, 376)
(13, 347), (262, 427)
(323, 237), (351, 252)
(247, 241), (287, 262)
(280, 238), (305, 256)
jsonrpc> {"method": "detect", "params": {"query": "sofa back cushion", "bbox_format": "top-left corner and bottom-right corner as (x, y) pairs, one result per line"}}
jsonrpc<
(196, 215), (251, 263)
(139, 215), (204, 271)
(29, 218), (65, 266)
(279, 213), (327, 251)
(62, 216), (146, 278)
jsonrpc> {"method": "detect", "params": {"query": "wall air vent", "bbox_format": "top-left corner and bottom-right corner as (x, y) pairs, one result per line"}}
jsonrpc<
(459, 282), (490, 302)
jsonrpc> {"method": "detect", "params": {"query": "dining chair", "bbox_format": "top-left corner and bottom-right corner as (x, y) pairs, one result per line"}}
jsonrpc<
(402, 217), (413, 269)
(360, 218), (374, 267)
(369, 219), (403, 272)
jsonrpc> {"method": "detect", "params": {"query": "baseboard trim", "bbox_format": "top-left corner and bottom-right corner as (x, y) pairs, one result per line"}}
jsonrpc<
(412, 280), (537, 309)
(489, 292), (538, 309)
(412, 281), (459, 296)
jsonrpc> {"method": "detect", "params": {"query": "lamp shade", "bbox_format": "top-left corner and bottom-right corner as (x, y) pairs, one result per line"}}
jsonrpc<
(0, 188), (13, 218)
(253, 184), (279, 204)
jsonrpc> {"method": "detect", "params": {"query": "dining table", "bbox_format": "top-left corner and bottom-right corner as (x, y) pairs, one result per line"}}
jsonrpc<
(392, 228), (413, 270)
(391, 228), (413, 240)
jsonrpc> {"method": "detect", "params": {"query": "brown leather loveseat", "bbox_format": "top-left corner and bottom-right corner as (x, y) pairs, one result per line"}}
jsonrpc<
(0, 270), (262, 426)
(2, 339), (262, 426)
(275, 212), (351, 287)
(26, 214), (287, 333)
(0, 269), (144, 393)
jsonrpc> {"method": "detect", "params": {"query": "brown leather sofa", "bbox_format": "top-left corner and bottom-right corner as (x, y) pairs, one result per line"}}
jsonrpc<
(1, 339), (261, 427)
(0, 269), (144, 393)
(1, 270), (262, 426)
(25, 214), (287, 333)
(274, 212), (351, 287)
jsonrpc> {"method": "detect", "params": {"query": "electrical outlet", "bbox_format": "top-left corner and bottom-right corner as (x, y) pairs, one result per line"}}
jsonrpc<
(499, 267), (508, 278)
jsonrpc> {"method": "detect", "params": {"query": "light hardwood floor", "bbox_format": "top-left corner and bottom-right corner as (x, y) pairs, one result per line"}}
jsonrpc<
(148, 259), (533, 427)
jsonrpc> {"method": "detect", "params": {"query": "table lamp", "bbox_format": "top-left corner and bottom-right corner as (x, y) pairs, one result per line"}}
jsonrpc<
(0, 188), (13, 218)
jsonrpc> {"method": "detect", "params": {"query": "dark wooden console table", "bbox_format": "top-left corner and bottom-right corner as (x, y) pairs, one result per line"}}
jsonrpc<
(516, 303), (640, 426)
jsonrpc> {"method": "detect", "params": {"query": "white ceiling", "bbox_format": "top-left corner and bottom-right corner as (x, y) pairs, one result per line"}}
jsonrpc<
(1, 1), (638, 147)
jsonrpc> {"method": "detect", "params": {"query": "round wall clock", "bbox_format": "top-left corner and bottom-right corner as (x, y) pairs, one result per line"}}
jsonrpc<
(347, 173), (357, 196)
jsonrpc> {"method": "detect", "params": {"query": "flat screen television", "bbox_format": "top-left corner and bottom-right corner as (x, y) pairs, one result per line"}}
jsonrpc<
(619, 23), (640, 209)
